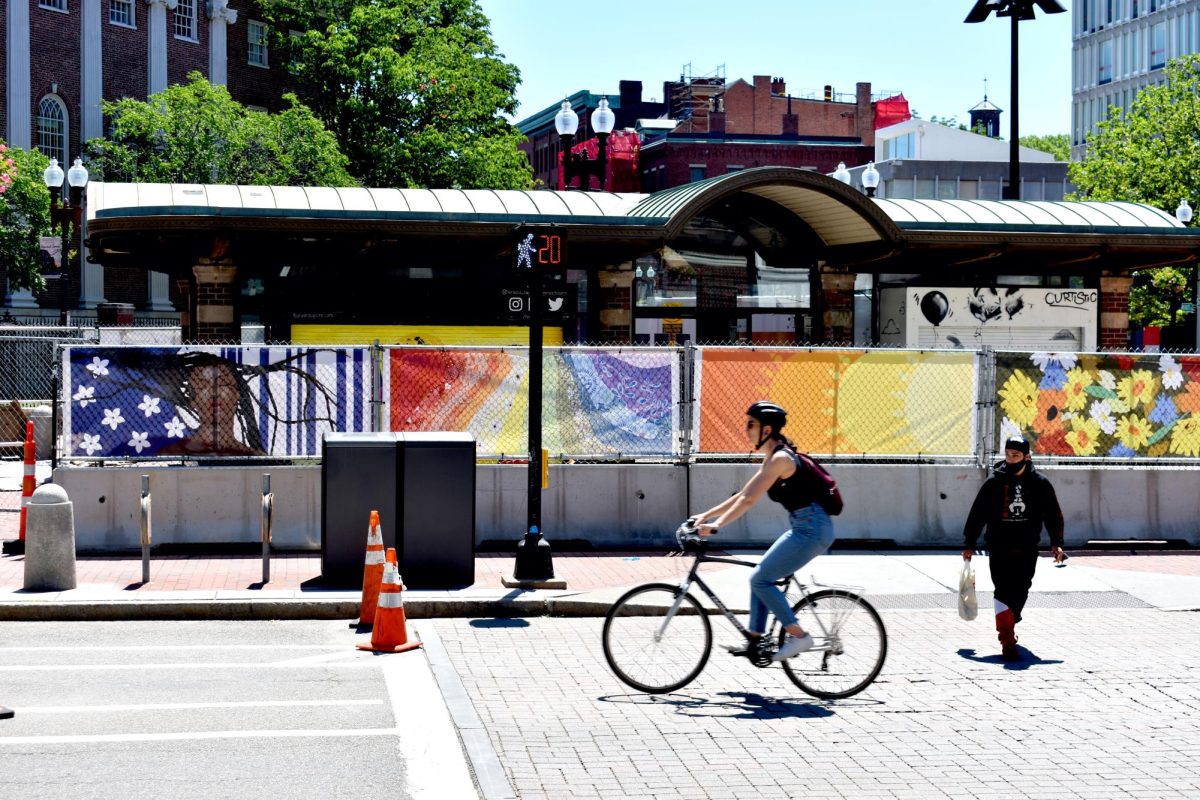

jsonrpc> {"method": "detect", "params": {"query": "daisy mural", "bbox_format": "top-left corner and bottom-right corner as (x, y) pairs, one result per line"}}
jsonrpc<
(995, 352), (1200, 459)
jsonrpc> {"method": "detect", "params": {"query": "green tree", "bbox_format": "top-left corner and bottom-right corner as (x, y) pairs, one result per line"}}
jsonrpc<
(1130, 266), (1194, 329)
(1070, 55), (1200, 338)
(1018, 133), (1069, 162)
(0, 142), (53, 292)
(1069, 55), (1200, 204)
(84, 72), (356, 186)
(260, 0), (533, 190)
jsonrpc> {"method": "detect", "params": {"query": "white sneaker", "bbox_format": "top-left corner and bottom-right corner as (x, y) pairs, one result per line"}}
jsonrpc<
(772, 633), (813, 662)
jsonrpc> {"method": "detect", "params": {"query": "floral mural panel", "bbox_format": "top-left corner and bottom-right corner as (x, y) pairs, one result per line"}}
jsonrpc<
(995, 352), (1200, 459)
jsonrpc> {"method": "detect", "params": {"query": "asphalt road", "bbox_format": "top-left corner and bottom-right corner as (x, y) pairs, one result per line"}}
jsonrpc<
(0, 620), (480, 800)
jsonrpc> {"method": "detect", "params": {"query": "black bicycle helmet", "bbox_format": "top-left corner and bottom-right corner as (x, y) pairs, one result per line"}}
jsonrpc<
(746, 401), (787, 431)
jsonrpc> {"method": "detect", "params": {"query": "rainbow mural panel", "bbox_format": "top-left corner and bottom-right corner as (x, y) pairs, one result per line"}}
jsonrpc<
(994, 352), (1200, 458)
(694, 348), (977, 456)
(383, 347), (679, 455)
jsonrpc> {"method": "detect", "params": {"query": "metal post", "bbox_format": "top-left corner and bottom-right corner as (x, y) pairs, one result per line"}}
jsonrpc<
(1006, 12), (1020, 200)
(513, 245), (554, 580)
(261, 473), (273, 584)
(50, 373), (59, 472)
(139, 474), (151, 584)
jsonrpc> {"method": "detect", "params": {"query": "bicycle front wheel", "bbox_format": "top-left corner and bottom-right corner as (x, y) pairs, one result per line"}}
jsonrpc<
(779, 589), (887, 699)
(602, 583), (712, 694)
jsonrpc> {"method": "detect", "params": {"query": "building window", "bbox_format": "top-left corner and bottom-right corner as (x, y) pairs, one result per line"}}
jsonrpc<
(725, 165), (744, 173)
(108, 0), (134, 26)
(883, 132), (914, 160)
(689, 165), (707, 183)
(173, 0), (195, 39)
(248, 21), (269, 67)
(1151, 22), (1166, 69)
(39, 0), (68, 10)
(37, 96), (68, 167)
(1099, 40), (1113, 84)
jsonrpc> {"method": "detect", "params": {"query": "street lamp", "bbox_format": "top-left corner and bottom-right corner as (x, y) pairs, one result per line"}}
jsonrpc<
(1176, 199), (1193, 224)
(832, 162), (852, 185)
(555, 97), (616, 191)
(965, 0), (1066, 200)
(43, 157), (89, 326)
(861, 162), (880, 198)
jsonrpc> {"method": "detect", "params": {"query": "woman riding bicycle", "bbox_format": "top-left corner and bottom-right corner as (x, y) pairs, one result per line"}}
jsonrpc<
(690, 401), (835, 662)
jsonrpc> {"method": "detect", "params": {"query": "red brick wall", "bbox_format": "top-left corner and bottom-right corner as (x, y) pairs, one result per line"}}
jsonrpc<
(103, 263), (150, 307)
(103, 13), (150, 102)
(639, 141), (873, 190)
(30, 2), (83, 160)
(166, 0), (210, 88)
(1099, 276), (1133, 351)
(0, 7), (8, 140)
(226, 4), (293, 112)
(721, 76), (874, 141)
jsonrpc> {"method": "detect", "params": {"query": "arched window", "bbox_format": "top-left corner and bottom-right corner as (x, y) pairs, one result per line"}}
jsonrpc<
(37, 96), (68, 167)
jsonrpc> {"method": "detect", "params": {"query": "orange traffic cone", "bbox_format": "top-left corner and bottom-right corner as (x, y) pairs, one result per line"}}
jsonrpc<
(357, 548), (421, 654)
(352, 510), (386, 628)
(17, 421), (34, 544)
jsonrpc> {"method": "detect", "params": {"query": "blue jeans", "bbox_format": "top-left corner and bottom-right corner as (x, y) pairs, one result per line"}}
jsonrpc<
(748, 504), (835, 634)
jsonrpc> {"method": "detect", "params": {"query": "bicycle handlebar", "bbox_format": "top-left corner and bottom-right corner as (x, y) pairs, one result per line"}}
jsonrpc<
(675, 522), (706, 550)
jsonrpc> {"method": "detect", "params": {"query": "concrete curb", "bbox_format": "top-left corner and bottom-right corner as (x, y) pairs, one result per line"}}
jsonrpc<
(0, 595), (624, 621)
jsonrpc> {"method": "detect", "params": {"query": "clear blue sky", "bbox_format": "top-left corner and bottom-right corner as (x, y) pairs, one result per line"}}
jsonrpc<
(477, 0), (1072, 138)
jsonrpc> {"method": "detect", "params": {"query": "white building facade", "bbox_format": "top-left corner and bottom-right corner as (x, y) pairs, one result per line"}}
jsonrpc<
(1072, 0), (1200, 160)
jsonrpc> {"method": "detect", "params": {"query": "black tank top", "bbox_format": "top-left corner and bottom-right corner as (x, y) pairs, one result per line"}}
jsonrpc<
(765, 446), (809, 511)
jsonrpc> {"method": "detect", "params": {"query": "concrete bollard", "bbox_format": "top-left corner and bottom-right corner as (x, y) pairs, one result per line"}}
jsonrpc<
(23, 483), (77, 591)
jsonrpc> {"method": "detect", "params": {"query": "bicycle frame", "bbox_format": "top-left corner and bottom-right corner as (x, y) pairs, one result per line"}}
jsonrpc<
(674, 544), (839, 650)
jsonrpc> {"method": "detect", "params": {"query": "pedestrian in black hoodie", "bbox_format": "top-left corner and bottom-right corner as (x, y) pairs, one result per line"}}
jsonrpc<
(962, 438), (1066, 660)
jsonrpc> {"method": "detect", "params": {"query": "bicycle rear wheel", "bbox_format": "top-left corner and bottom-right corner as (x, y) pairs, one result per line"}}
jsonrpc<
(779, 589), (887, 699)
(602, 583), (712, 694)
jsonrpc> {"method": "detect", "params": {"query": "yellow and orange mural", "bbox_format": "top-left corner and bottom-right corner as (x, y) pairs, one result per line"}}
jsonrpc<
(694, 348), (977, 456)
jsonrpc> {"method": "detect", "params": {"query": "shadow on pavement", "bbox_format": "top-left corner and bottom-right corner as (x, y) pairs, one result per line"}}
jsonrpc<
(469, 618), (531, 628)
(599, 690), (835, 720)
(957, 646), (1063, 670)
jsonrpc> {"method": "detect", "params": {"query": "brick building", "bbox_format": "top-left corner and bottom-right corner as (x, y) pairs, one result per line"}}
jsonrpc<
(517, 72), (908, 192)
(2, 0), (292, 317)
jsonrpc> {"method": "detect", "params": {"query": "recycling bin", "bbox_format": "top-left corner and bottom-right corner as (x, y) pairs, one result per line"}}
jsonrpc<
(321, 432), (400, 583)
(398, 432), (475, 589)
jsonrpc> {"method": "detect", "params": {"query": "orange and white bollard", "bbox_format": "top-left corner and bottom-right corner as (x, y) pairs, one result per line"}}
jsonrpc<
(356, 548), (421, 654)
(352, 510), (387, 628)
(18, 421), (35, 545)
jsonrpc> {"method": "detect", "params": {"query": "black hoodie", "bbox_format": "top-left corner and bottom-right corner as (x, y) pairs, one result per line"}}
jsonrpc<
(963, 460), (1065, 551)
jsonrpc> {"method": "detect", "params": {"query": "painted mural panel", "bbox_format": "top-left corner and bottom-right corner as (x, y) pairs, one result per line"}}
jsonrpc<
(694, 348), (977, 456)
(907, 286), (1097, 351)
(384, 347), (678, 456)
(994, 352), (1200, 458)
(62, 347), (372, 458)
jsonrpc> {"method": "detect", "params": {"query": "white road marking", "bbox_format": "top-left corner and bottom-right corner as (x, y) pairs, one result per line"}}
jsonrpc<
(0, 661), (380, 672)
(0, 645), (345, 652)
(16, 699), (385, 714)
(0, 728), (399, 745)
(382, 648), (479, 800)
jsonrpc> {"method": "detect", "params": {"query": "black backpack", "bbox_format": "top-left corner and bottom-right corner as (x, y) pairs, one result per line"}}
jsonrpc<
(795, 451), (845, 516)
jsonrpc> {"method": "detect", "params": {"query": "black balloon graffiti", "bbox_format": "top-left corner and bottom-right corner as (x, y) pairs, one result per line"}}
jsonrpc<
(919, 291), (949, 326)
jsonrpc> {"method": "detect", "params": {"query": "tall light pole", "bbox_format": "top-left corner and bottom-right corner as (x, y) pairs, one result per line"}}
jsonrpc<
(42, 157), (89, 326)
(965, 0), (1066, 200)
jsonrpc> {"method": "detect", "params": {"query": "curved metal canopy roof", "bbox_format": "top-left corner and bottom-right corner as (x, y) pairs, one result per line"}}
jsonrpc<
(87, 183), (650, 226)
(875, 198), (1186, 234)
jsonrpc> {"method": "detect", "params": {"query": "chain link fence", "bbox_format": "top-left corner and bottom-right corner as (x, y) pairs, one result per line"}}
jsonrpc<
(18, 336), (1200, 467)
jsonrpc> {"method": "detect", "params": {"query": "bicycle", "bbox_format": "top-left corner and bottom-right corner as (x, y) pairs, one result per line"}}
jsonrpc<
(601, 524), (888, 699)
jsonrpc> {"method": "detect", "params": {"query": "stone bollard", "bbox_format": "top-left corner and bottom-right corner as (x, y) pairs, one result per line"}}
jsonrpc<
(23, 483), (77, 591)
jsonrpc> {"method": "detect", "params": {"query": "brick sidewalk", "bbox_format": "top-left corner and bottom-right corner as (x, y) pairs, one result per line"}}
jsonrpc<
(0, 549), (732, 592)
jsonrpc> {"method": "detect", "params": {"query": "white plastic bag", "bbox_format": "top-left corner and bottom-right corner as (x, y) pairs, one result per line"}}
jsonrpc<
(958, 560), (978, 621)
